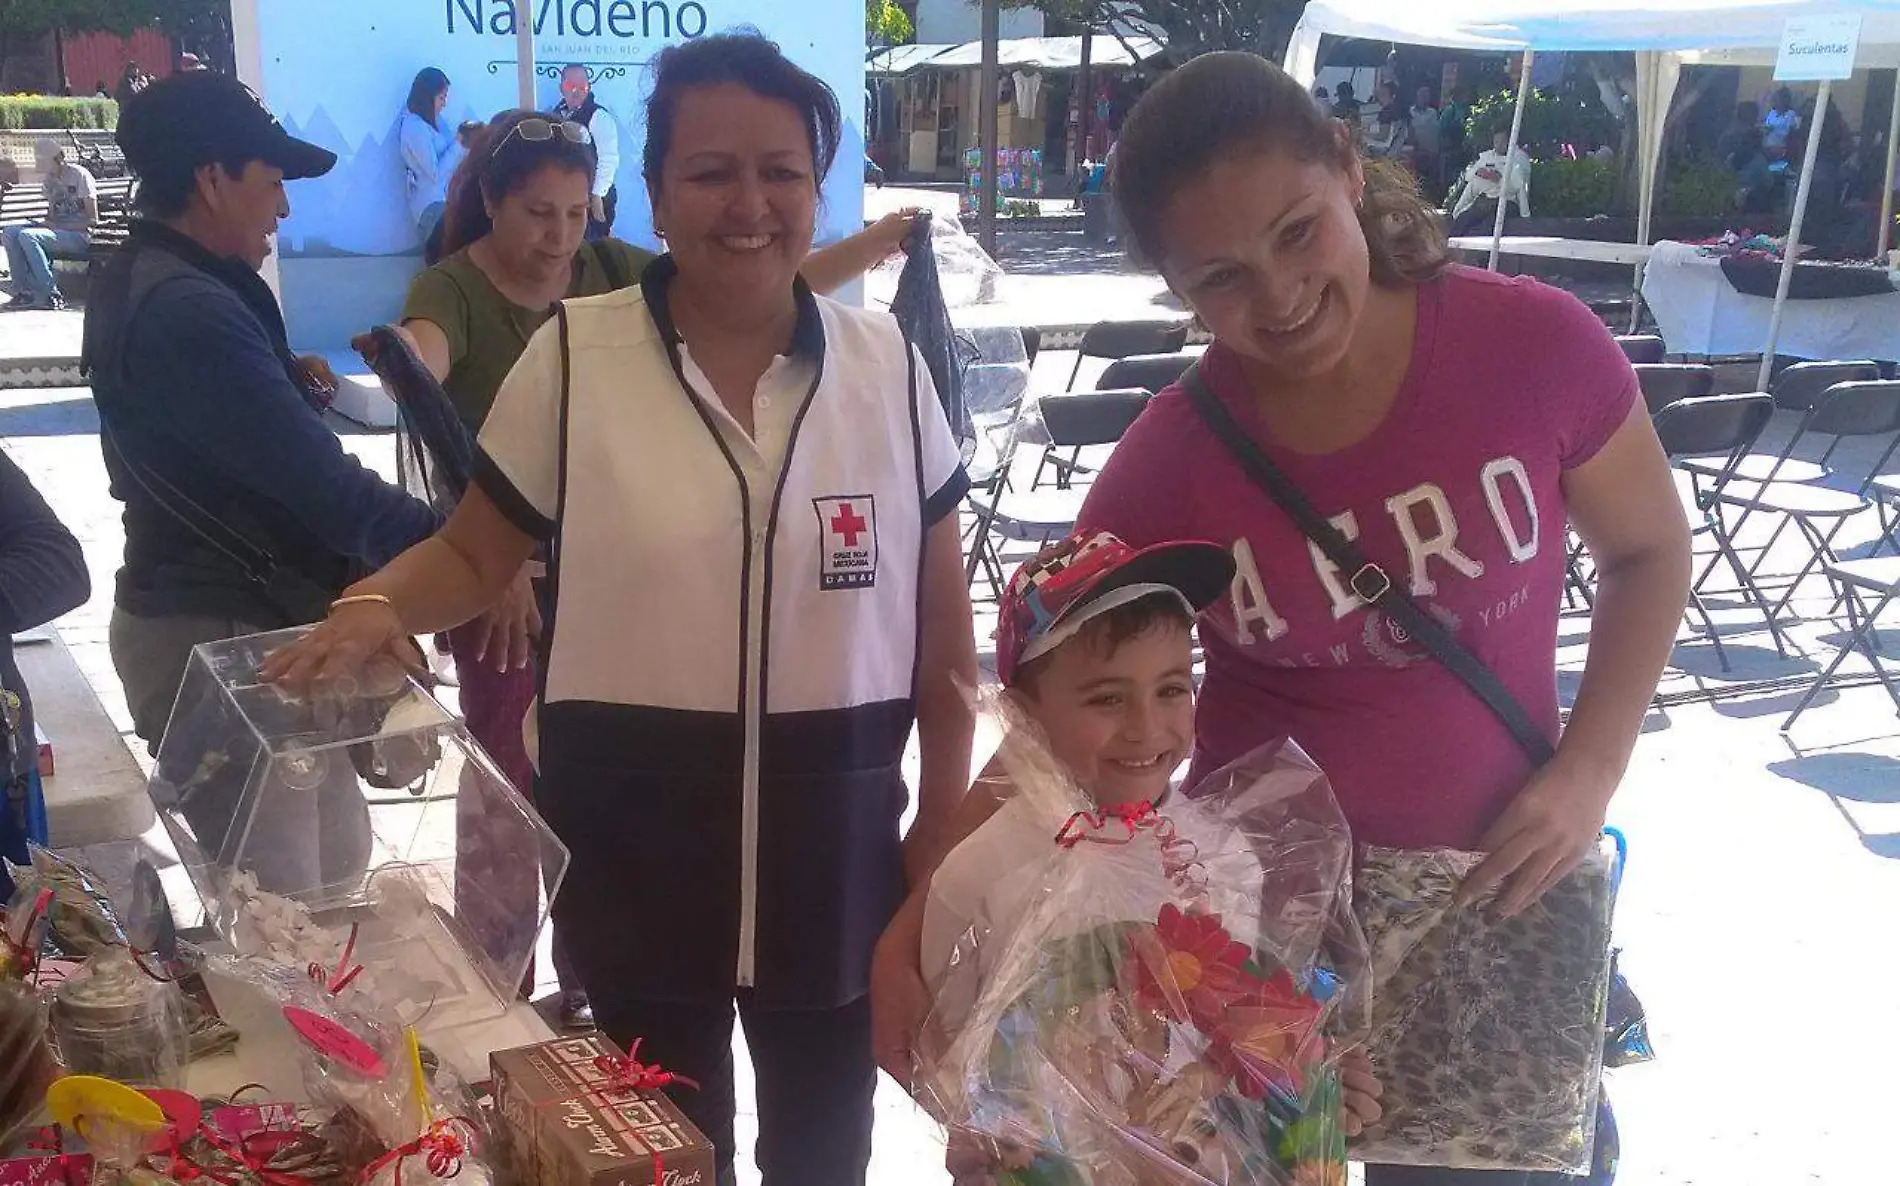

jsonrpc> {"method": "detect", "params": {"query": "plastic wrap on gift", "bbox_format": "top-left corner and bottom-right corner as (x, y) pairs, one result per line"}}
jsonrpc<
(917, 710), (1368, 1186)
(1353, 845), (1615, 1174)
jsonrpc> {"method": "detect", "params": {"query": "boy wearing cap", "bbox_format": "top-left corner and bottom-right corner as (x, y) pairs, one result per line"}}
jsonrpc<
(919, 530), (1236, 1001)
(907, 532), (1381, 1179)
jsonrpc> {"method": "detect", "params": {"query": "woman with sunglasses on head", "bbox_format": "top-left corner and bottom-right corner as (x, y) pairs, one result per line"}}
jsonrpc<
(308, 39), (976, 1182)
(374, 106), (930, 1033)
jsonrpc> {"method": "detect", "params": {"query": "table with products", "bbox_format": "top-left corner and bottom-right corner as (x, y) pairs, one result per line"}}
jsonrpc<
(1447, 235), (1655, 267)
(1640, 238), (1900, 360)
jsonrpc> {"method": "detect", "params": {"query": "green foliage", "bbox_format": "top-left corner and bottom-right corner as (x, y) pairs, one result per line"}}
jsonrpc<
(1529, 156), (1618, 217)
(1466, 83), (1617, 158)
(866, 0), (912, 46)
(1658, 154), (1736, 218)
(1000, 0), (1307, 59)
(0, 96), (117, 130)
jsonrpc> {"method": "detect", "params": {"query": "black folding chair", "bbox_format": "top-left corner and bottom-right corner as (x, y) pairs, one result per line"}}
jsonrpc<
(1632, 364), (1715, 417)
(970, 389), (1152, 595)
(1781, 556), (1900, 733)
(1614, 334), (1666, 364)
(1700, 380), (1900, 629)
(1097, 352), (1198, 397)
(1679, 360), (1881, 488)
(1020, 326), (1042, 369)
(1652, 393), (1781, 668)
(1034, 320), (1189, 489)
(1872, 474), (1900, 556)
(957, 330), (1035, 593)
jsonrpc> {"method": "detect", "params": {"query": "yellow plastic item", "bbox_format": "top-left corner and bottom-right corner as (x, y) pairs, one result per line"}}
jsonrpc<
(46, 1074), (166, 1134)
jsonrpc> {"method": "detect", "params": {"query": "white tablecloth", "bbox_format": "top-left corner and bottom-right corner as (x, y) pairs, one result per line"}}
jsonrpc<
(1641, 239), (1900, 360)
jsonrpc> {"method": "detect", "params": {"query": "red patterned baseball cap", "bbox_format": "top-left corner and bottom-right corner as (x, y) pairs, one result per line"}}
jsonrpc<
(997, 532), (1235, 685)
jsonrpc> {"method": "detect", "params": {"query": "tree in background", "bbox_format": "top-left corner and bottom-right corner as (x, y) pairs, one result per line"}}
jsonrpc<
(0, 0), (233, 90)
(868, 0), (914, 48)
(1004, 0), (1309, 63)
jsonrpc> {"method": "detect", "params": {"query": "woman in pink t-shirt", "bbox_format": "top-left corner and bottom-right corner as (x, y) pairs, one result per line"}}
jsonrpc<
(1076, 53), (1690, 1186)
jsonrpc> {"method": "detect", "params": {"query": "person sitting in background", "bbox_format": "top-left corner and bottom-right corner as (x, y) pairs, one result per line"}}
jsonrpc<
(1330, 80), (1362, 130)
(0, 453), (89, 896)
(93, 81), (109, 99)
(1761, 87), (1800, 160)
(1312, 83), (1332, 116)
(2, 138), (96, 312)
(400, 67), (462, 249)
(1448, 129), (1532, 235)
(114, 62), (148, 108)
(1727, 125), (1778, 216)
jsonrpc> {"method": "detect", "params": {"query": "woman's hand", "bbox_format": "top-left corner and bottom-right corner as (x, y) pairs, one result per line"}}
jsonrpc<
(1337, 1044), (1384, 1138)
(1459, 757), (1614, 918)
(866, 206), (928, 260)
(469, 564), (542, 672)
(259, 599), (413, 688)
(350, 324), (422, 373)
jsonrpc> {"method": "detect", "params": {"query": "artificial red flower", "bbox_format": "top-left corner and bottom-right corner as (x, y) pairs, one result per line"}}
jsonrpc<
(1127, 904), (1254, 1032)
(1204, 974), (1328, 1101)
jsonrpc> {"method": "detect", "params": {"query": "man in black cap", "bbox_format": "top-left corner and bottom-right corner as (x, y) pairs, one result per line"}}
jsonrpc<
(81, 71), (532, 760)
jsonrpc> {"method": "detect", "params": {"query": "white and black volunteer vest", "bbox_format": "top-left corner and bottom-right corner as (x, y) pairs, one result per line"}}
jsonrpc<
(473, 258), (967, 1008)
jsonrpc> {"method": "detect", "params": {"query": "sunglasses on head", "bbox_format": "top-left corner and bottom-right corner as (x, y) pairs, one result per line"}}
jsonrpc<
(490, 117), (591, 159)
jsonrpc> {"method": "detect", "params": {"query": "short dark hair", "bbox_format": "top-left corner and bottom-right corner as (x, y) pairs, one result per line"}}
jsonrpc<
(642, 30), (840, 194)
(438, 109), (597, 256)
(1111, 52), (1448, 286)
(406, 67), (450, 127)
(1012, 592), (1195, 693)
(132, 150), (250, 219)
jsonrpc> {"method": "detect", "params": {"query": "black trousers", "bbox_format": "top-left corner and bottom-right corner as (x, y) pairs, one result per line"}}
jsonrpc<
(585, 185), (619, 242)
(590, 992), (876, 1186)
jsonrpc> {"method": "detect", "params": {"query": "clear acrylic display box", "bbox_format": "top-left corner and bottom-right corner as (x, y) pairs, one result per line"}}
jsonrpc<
(147, 628), (569, 1032)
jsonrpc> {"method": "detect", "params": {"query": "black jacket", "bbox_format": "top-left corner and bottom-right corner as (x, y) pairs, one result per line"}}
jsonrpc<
(80, 222), (438, 625)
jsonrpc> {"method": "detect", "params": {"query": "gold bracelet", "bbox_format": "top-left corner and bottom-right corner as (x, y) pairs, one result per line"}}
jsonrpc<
(328, 593), (394, 615)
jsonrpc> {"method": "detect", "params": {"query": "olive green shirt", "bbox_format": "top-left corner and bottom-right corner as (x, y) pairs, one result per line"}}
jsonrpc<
(400, 238), (658, 430)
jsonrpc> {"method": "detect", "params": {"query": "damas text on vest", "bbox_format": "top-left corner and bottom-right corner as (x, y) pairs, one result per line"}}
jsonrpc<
(1228, 454), (1539, 650)
(446, 0), (710, 39)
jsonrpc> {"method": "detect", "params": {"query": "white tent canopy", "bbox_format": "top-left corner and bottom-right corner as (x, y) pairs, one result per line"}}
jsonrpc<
(1286, 0), (1900, 64)
(1286, 0), (1900, 371)
(916, 34), (1163, 72)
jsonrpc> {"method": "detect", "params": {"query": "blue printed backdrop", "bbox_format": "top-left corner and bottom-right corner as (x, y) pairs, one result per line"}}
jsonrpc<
(253, 0), (865, 350)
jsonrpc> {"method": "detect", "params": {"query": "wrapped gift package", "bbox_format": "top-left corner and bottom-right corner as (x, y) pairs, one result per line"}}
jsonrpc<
(493, 1034), (713, 1186)
(1353, 845), (1615, 1174)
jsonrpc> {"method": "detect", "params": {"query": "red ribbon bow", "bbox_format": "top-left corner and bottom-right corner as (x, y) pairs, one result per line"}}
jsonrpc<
(308, 922), (365, 996)
(155, 1128), (306, 1186)
(594, 1040), (701, 1095)
(359, 1118), (475, 1186)
(1054, 800), (1157, 848)
(588, 1040), (699, 1186)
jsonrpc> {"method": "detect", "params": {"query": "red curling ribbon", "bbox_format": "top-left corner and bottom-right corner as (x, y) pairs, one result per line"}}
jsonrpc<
(1054, 800), (1157, 848)
(590, 1040), (700, 1186)
(593, 1039), (701, 1095)
(308, 922), (365, 995)
(358, 1118), (476, 1186)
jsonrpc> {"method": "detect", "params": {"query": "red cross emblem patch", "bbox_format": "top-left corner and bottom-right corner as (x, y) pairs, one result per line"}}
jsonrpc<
(814, 495), (878, 590)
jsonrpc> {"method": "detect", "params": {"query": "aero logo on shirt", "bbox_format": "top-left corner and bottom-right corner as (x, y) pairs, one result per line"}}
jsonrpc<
(1227, 455), (1540, 669)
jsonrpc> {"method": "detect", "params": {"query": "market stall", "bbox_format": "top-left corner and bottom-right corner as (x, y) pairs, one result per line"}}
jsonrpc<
(1641, 237), (1900, 357)
(0, 628), (702, 1186)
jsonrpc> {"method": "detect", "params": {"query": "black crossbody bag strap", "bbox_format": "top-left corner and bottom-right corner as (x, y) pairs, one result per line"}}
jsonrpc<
(1180, 361), (1556, 768)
